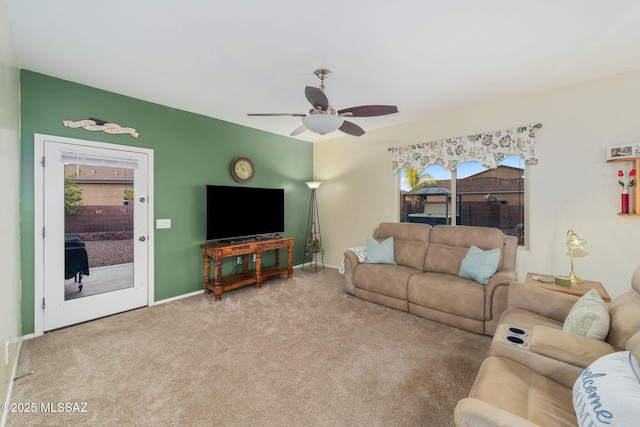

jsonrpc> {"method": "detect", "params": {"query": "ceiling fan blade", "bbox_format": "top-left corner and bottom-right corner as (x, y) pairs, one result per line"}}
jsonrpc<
(247, 113), (306, 117)
(305, 86), (329, 110)
(290, 124), (307, 136)
(339, 120), (365, 137)
(337, 105), (398, 117)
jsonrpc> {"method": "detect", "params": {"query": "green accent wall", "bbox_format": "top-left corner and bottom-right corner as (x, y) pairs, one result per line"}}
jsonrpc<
(20, 70), (313, 334)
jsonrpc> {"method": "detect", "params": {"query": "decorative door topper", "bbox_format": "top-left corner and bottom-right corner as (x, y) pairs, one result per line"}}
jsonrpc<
(63, 118), (139, 138)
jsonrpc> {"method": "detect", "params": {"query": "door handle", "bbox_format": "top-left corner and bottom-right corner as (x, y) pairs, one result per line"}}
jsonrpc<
(139, 236), (146, 242)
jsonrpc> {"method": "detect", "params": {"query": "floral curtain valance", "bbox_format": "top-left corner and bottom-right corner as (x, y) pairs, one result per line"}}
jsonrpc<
(389, 124), (541, 175)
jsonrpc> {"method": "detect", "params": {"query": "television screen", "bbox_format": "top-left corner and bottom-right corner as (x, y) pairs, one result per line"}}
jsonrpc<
(206, 185), (285, 241)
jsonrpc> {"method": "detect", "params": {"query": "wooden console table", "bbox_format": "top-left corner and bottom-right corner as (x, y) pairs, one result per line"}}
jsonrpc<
(201, 237), (294, 301)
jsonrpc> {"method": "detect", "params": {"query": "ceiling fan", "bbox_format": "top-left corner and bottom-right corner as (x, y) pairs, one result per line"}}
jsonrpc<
(248, 68), (398, 137)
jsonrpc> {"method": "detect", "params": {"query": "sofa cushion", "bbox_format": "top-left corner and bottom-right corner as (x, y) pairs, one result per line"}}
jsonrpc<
(372, 222), (431, 271)
(458, 245), (500, 285)
(365, 236), (396, 265)
(468, 356), (576, 426)
(425, 225), (505, 275)
(563, 289), (610, 341)
(353, 263), (419, 301)
(573, 351), (640, 427)
(407, 272), (485, 320)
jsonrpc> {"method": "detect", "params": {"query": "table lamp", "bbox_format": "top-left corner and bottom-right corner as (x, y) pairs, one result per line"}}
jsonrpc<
(557, 229), (586, 284)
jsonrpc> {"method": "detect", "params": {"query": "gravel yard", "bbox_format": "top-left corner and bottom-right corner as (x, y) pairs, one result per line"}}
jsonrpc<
(84, 239), (133, 268)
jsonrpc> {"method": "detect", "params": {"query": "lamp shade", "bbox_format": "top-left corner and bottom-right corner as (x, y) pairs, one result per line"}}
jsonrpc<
(302, 114), (344, 135)
(306, 181), (322, 189)
(566, 229), (586, 249)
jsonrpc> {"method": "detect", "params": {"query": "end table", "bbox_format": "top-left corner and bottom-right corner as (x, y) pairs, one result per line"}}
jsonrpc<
(525, 272), (611, 302)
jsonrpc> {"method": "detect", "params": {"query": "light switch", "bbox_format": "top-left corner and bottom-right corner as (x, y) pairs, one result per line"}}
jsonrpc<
(156, 219), (171, 229)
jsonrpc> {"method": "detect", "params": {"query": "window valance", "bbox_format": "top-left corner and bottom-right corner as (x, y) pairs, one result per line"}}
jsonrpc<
(388, 124), (541, 175)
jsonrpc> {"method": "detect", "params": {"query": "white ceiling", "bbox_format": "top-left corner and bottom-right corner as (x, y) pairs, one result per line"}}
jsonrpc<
(6, 1), (640, 142)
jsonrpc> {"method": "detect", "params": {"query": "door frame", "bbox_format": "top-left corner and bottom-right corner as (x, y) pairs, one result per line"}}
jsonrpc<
(33, 133), (155, 337)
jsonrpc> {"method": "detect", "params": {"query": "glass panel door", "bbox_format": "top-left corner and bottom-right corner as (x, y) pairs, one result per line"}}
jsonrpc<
(42, 140), (149, 331)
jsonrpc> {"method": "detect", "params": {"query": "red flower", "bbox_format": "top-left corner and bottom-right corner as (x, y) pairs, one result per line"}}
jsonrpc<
(619, 169), (636, 189)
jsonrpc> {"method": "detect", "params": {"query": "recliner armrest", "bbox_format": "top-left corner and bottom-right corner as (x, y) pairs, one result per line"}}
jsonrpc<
(454, 398), (539, 427)
(507, 281), (578, 323)
(530, 325), (615, 369)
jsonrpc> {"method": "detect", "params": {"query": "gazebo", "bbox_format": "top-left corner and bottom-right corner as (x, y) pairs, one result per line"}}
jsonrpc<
(402, 184), (462, 225)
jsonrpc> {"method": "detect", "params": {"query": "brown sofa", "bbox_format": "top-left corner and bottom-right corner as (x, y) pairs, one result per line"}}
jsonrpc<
(342, 222), (518, 336)
(454, 264), (640, 426)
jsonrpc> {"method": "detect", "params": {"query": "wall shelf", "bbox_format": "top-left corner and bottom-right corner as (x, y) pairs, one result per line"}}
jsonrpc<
(607, 157), (640, 215)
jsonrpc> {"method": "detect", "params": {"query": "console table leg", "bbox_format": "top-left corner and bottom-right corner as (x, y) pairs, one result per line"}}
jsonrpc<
(255, 251), (263, 288)
(287, 245), (293, 279)
(202, 255), (212, 294)
(214, 255), (223, 301)
(213, 287), (222, 301)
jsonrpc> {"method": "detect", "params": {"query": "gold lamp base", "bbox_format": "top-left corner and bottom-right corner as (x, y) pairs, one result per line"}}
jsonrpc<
(555, 272), (583, 286)
(561, 231), (586, 285)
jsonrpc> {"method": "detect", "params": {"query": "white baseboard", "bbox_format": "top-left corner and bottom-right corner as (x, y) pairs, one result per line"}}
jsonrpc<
(295, 263), (340, 270)
(2, 338), (23, 427)
(153, 289), (204, 306)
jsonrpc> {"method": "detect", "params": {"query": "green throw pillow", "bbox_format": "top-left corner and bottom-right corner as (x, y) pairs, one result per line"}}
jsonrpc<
(458, 245), (500, 285)
(563, 289), (610, 340)
(365, 236), (396, 265)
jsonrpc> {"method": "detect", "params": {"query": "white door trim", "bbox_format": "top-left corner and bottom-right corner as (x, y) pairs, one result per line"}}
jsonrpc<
(33, 133), (155, 337)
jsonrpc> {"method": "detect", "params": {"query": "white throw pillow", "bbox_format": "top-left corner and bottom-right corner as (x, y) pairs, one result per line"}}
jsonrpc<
(563, 289), (610, 341)
(573, 351), (640, 427)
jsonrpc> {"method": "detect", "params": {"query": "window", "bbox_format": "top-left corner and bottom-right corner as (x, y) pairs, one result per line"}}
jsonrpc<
(400, 155), (525, 245)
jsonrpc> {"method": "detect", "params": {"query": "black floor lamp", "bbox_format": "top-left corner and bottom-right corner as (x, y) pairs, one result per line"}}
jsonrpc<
(303, 181), (324, 272)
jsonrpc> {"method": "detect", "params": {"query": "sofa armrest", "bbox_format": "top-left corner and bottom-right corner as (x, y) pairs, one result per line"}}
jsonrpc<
(454, 398), (539, 427)
(484, 269), (517, 323)
(507, 281), (578, 323)
(530, 325), (615, 369)
(342, 251), (360, 295)
(486, 269), (517, 289)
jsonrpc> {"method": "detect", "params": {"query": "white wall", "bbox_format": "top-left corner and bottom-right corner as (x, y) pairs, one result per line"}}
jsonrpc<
(0, 0), (22, 420)
(315, 71), (640, 299)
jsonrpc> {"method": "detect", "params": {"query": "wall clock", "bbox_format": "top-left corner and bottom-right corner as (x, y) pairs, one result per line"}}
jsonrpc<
(231, 156), (255, 183)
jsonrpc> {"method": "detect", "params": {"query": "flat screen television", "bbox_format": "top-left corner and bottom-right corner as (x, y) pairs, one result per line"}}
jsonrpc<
(206, 185), (285, 241)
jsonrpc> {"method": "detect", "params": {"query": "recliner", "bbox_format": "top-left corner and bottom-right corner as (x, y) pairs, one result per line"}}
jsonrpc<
(454, 264), (640, 426)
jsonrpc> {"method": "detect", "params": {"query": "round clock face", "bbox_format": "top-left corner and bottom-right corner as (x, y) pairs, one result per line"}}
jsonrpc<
(231, 157), (255, 183)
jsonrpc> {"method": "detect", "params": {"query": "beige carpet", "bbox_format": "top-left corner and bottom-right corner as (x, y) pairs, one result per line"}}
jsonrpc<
(9, 268), (490, 426)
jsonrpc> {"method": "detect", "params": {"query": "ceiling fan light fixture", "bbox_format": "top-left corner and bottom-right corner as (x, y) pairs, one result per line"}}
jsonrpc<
(248, 68), (397, 137)
(302, 114), (344, 135)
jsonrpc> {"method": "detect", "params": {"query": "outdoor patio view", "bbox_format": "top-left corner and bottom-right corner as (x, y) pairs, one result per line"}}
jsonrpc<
(63, 163), (134, 300)
(400, 156), (525, 245)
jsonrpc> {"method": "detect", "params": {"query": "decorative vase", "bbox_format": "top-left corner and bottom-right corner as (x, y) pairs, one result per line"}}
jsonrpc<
(621, 190), (630, 214)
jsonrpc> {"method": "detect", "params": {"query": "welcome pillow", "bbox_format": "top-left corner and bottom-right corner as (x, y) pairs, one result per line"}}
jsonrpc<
(365, 236), (396, 265)
(563, 289), (610, 341)
(573, 351), (640, 427)
(458, 245), (500, 285)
